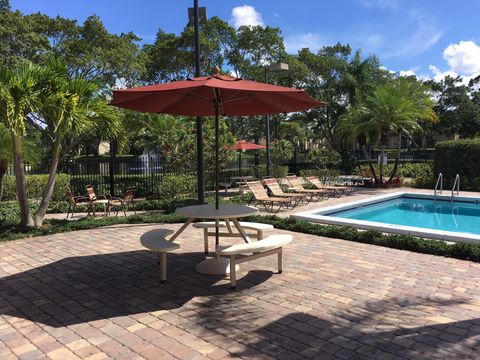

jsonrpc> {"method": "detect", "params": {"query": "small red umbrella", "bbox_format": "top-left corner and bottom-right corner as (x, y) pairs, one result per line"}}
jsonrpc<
(232, 140), (267, 151)
(111, 73), (325, 209)
(232, 140), (266, 176)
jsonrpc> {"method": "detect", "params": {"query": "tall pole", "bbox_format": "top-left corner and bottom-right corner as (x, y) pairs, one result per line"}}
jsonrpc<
(264, 66), (271, 177)
(193, 0), (205, 204)
(109, 140), (116, 197)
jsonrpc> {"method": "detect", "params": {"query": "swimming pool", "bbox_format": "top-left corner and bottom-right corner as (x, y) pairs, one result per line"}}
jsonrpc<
(293, 192), (480, 244)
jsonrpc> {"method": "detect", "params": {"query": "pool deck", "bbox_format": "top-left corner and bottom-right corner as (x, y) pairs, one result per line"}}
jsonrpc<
(2, 195), (480, 359)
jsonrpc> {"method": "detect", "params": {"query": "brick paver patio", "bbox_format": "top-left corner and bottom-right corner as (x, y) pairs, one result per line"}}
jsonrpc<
(1, 219), (480, 359)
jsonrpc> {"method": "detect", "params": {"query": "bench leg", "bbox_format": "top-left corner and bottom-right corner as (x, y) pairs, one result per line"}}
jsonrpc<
(203, 228), (209, 254)
(230, 255), (237, 289)
(278, 248), (283, 274)
(159, 252), (167, 283)
(257, 230), (264, 240)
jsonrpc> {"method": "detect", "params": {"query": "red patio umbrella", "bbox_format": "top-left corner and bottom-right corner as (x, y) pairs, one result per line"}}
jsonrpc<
(232, 139), (267, 151)
(111, 73), (325, 209)
(232, 140), (266, 176)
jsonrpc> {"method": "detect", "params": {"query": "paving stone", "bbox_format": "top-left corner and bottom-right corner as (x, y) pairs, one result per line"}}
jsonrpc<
(1, 197), (480, 360)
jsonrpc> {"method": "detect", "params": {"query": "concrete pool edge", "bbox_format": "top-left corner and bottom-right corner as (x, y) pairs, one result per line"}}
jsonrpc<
(292, 192), (480, 244)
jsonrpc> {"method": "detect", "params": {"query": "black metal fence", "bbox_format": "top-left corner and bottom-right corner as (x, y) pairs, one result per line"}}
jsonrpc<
(7, 156), (260, 197)
(354, 149), (434, 162)
(6, 149), (433, 197)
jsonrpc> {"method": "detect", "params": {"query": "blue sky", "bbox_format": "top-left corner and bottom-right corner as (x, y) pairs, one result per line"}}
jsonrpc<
(10, 0), (480, 82)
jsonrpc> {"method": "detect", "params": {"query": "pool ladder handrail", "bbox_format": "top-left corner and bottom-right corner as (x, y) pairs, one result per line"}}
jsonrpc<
(451, 174), (460, 198)
(434, 173), (443, 197)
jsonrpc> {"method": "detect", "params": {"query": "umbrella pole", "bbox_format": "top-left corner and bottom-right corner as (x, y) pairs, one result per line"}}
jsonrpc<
(214, 99), (220, 256)
(238, 151), (242, 176)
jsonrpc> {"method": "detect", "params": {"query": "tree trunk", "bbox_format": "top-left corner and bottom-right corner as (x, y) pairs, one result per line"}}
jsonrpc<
(33, 141), (61, 228)
(388, 132), (402, 182)
(379, 144), (385, 183)
(12, 134), (33, 228)
(0, 158), (7, 201)
(379, 128), (389, 184)
(361, 144), (378, 183)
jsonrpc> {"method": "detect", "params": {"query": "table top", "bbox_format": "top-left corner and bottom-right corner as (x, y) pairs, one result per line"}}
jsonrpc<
(175, 204), (258, 219)
(230, 175), (254, 181)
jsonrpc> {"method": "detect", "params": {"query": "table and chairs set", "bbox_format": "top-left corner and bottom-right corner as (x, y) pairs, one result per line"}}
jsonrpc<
(140, 203), (292, 289)
(66, 185), (138, 218)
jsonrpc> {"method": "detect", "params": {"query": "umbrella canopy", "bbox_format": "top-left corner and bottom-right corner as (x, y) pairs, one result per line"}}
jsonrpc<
(111, 73), (324, 210)
(111, 74), (325, 116)
(232, 140), (266, 151)
(232, 140), (266, 176)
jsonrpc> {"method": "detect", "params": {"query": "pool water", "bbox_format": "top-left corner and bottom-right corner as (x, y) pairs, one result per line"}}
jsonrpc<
(324, 197), (480, 235)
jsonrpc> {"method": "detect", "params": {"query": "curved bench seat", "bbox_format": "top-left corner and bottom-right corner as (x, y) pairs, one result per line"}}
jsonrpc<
(217, 234), (292, 255)
(140, 229), (179, 283)
(217, 234), (293, 289)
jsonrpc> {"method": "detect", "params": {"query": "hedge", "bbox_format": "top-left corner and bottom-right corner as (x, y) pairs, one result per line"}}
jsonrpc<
(435, 138), (480, 189)
(0, 198), (201, 223)
(0, 213), (186, 242)
(246, 215), (480, 262)
(2, 174), (71, 202)
(3, 210), (480, 264)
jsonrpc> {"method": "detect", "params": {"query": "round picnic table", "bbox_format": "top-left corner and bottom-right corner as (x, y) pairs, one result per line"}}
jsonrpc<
(173, 204), (259, 275)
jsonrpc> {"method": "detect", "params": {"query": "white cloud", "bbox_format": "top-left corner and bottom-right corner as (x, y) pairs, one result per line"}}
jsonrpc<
(399, 70), (416, 77)
(429, 64), (465, 83)
(284, 33), (325, 54)
(230, 5), (264, 29)
(443, 41), (480, 76)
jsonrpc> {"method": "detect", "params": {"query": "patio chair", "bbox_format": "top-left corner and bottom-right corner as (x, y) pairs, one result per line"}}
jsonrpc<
(245, 180), (295, 213)
(262, 177), (309, 204)
(285, 174), (330, 201)
(305, 176), (353, 197)
(86, 185), (109, 216)
(107, 188), (136, 217)
(65, 191), (91, 219)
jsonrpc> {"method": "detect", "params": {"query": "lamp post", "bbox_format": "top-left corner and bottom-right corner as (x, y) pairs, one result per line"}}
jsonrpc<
(188, 1), (207, 204)
(264, 62), (289, 177)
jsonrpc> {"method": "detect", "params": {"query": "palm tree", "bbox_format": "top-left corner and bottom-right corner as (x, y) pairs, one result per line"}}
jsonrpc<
(33, 65), (120, 227)
(338, 107), (379, 183)
(0, 63), (48, 227)
(0, 60), (121, 227)
(341, 77), (436, 183)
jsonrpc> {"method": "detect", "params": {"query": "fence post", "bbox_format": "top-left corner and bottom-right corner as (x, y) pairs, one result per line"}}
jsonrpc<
(109, 141), (116, 197)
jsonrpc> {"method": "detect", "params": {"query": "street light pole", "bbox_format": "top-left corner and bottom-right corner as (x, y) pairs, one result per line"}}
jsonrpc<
(264, 62), (288, 177)
(264, 66), (271, 177)
(192, 0), (205, 204)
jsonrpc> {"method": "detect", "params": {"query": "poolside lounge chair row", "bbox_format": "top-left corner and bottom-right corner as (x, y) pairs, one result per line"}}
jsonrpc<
(245, 175), (353, 213)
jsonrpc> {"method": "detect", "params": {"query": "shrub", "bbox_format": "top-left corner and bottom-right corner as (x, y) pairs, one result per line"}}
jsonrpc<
(307, 148), (342, 168)
(433, 139), (480, 191)
(355, 163), (433, 181)
(250, 165), (289, 179)
(435, 139), (480, 183)
(0, 201), (39, 224)
(339, 149), (356, 174)
(155, 174), (197, 200)
(270, 140), (294, 166)
(2, 173), (71, 201)
(246, 215), (480, 263)
(0, 212), (187, 242)
(299, 169), (341, 183)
